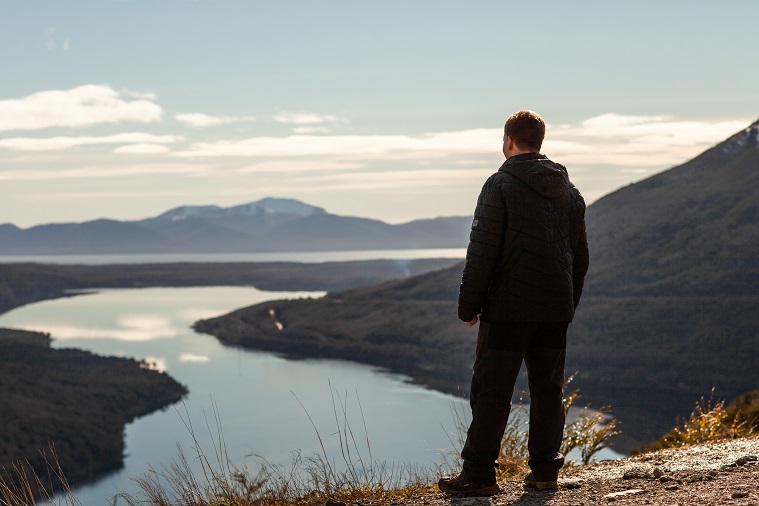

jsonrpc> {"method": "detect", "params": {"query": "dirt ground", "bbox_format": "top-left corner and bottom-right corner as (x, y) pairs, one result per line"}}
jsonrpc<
(406, 436), (759, 506)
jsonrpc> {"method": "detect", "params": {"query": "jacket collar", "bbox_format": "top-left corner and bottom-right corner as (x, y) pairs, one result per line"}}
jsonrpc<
(501, 153), (547, 169)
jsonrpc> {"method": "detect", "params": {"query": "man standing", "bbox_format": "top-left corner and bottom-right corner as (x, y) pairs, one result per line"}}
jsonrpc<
(438, 110), (589, 496)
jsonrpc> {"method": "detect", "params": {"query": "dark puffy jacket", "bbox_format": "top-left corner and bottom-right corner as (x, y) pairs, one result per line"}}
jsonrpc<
(458, 153), (589, 323)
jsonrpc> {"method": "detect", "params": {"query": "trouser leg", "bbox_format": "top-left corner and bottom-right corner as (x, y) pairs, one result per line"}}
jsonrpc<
(524, 323), (567, 480)
(460, 321), (525, 480)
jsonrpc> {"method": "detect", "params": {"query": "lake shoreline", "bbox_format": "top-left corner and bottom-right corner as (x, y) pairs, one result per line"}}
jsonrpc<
(0, 258), (461, 492)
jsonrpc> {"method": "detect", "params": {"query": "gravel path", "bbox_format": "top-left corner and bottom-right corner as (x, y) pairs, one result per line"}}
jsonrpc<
(404, 436), (759, 505)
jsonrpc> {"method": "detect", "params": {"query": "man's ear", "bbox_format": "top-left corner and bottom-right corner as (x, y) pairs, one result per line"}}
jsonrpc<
(506, 136), (515, 154)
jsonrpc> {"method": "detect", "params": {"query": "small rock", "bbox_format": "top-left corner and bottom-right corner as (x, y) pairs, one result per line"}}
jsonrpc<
(732, 491), (750, 499)
(653, 467), (664, 478)
(665, 484), (679, 491)
(623, 466), (650, 479)
(735, 455), (758, 466)
(604, 489), (645, 500)
(659, 475), (674, 483)
(558, 477), (584, 489)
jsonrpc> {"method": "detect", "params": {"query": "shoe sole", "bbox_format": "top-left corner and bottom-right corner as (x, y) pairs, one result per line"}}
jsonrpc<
(438, 483), (500, 497)
(524, 480), (559, 491)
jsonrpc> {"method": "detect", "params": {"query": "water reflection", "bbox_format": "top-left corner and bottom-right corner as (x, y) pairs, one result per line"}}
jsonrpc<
(0, 286), (473, 504)
(179, 352), (210, 363)
(28, 315), (177, 341)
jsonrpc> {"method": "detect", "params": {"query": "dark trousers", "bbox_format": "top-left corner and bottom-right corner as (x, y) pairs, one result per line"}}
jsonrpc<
(461, 321), (567, 482)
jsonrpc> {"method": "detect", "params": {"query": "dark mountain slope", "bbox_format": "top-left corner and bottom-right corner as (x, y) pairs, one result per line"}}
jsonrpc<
(567, 122), (759, 445)
(195, 120), (759, 450)
(586, 120), (759, 296)
(9, 219), (173, 254)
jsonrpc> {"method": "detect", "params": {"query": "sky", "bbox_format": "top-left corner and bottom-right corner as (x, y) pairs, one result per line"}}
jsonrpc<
(1, 1), (758, 228)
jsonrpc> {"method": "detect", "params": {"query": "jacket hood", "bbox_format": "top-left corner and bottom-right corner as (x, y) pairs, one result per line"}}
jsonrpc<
(499, 153), (573, 197)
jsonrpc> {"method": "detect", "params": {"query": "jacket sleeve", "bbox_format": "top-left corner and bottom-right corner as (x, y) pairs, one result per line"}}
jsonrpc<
(458, 175), (507, 322)
(572, 219), (590, 308)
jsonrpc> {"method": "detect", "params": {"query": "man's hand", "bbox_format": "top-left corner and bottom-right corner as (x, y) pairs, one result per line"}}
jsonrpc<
(465, 316), (478, 327)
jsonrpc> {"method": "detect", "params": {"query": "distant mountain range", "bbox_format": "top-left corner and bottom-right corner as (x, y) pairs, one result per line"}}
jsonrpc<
(195, 119), (759, 451)
(0, 197), (471, 254)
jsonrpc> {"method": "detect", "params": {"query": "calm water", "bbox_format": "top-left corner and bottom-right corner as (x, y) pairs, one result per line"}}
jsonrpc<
(0, 286), (471, 504)
(0, 248), (467, 265)
(1, 282), (622, 504)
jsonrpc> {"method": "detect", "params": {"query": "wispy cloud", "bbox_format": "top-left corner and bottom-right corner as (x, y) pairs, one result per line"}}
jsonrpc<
(0, 133), (182, 151)
(172, 115), (749, 170)
(546, 114), (748, 167)
(175, 112), (255, 127)
(287, 168), (490, 193)
(0, 85), (162, 132)
(47, 28), (72, 51)
(46, 27), (56, 50)
(236, 160), (363, 173)
(273, 112), (341, 124)
(293, 126), (330, 134)
(173, 128), (496, 158)
(122, 89), (158, 100)
(0, 163), (209, 181)
(114, 143), (172, 154)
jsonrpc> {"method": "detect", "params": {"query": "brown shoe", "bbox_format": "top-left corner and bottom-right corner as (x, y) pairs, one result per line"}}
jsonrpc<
(523, 472), (558, 491)
(438, 473), (500, 497)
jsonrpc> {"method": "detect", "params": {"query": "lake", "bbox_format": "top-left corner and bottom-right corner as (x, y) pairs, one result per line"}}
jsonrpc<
(0, 286), (475, 504)
(0, 248), (467, 265)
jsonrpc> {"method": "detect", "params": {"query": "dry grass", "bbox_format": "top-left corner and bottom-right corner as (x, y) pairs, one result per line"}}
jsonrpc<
(1, 380), (622, 506)
(632, 388), (757, 455)
(0, 443), (79, 506)
(443, 374), (621, 479)
(117, 389), (438, 506)
(561, 379), (620, 466)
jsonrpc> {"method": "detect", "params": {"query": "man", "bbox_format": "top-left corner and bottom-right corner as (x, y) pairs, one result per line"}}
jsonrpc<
(438, 110), (589, 496)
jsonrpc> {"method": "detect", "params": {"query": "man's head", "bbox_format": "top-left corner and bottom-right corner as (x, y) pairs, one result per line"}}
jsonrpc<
(503, 110), (545, 158)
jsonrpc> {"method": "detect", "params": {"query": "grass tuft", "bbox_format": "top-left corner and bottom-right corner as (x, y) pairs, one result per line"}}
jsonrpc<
(0, 443), (79, 506)
(632, 388), (757, 455)
(444, 374), (620, 478)
(118, 388), (437, 506)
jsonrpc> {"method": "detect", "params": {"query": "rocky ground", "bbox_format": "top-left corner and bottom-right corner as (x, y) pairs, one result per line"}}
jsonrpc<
(402, 436), (759, 505)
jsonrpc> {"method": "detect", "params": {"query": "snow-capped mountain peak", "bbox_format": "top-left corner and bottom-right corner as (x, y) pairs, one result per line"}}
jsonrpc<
(156, 197), (327, 221)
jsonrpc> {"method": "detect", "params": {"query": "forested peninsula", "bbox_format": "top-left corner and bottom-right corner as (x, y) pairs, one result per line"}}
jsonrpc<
(0, 327), (187, 486)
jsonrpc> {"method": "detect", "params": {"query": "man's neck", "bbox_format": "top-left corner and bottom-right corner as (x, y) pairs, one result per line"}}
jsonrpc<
(507, 150), (538, 159)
